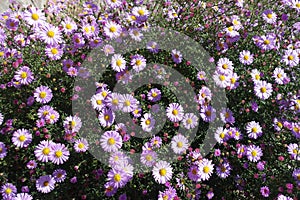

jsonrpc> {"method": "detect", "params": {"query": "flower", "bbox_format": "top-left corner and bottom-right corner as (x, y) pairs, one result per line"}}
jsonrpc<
(39, 23), (63, 45)
(188, 165), (200, 181)
(292, 168), (300, 184)
(34, 140), (55, 162)
(52, 169), (67, 183)
(171, 134), (189, 154)
(147, 88), (161, 102)
(12, 129), (32, 148)
(103, 44), (115, 56)
(281, 49), (299, 67)
(239, 50), (254, 65)
(100, 131), (123, 152)
(111, 54), (126, 72)
(152, 161), (173, 184)
(98, 108), (115, 127)
(254, 81), (273, 100)
(61, 17), (77, 34)
(262, 10), (277, 24)
(166, 103), (184, 122)
(0, 142), (7, 159)
(246, 121), (263, 139)
(251, 69), (262, 83)
(287, 143), (299, 160)
(63, 116), (82, 133)
(260, 186), (270, 197)
(132, 6), (150, 21)
(220, 108), (235, 124)
(14, 66), (34, 85)
(182, 113), (198, 129)
(104, 21), (122, 39)
(34, 86), (53, 104)
(119, 94), (139, 113)
(273, 67), (288, 85)
(13, 193), (33, 200)
(140, 150), (157, 167)
(74, 138), (89, 153)
(213, 71), (230, 88)
(1, 183), (17, 199)
(0, 112), (3, 126)
(215, 127), (228, 143)
(247, 145), (263, 162)
(147, 41), (160, 53)
(131, 54), (146, 72)
(36, 175), (56, 193)
(216, 162), (231, 178)
(107, 168), (128, 189)
(140, 113), (156, 132)
(26, 160), (37, 169)
(197, 158), (214, 181)
(45, 45), (63, 60)
(200, 105), (216, 122)
(23, 7), (46, 27)
(106, 93), (122, 111)
(171, 49), (182, 64)
(50, 143), (70, 165)
(216, 57), (234, 74)
(105, 0), (122, 8)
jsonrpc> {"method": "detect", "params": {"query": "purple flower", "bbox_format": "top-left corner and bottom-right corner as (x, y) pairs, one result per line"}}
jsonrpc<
(1, 183), (17, 199)
(260, 186), (270, 197)
(147, 88), (161, 102)
(34, 86), (53, 104)
(36, 175), (56, 193)
(14, 66), (34, 85)
(171, 49), (182, 64)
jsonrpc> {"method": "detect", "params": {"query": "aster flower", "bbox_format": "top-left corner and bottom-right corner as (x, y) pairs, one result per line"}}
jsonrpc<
(113, 159), (134, 178)
(1, 183), (17, 199)
(251, 69), (262, 82)
(171, 134), (189, 154)
(63, 116), (82, 133)
(273, 67), (288, 85)
(188, 165), (200, 181)
(14, 34), (29, 47)
(39, 23), (63, 45)
(131, 54), (146, 72)
(281, 49), (299, 67)
(246, 121), (263, 139)
(292, 168), (300, 184)
(140, 150), (157, 167)
(150, 136), (162, 148)
(0, 142), (7, 159)
(14, 66), (34, 85)
(23, 7), (46, 27)
(216, 162), (231, 178)
(231, 15), (243, 30)
(216, 57), (234, 74)
(107, 168), (128, 188)
(111, 54), (126, 72)
(215, 127), (228, 143)
(147, 41), (160, 53)
(104, 21), (122, 39)
(100, 131), (122, 152)
(109, 151), (128, 166)
(147, 88), (161, 102)
(98, 108), (115, 127)
(26, 160), (37, 169)
(255, 34), (276, 50)
(119, 94), (139, 113)
(13, 193), (33, 200)
(262, 10), (277, 24)
(34, 140), (55, 162)
(0, 112), (3, 125)
(197, 71), (207, 81)
(12, 129), (32, 148)
(34, 85), (53, 104)
(45, 109), (60, 124)
(152, 161), (173, 184)
(36, 175), (56, 193)
(247, 145), (263, 162)
(237, 144), (247, 157)
(260, 186), (270, 197)
(45, 45), (63, 60)
(166, 103), (184, 122)
(239, 50), (254, 65)
(213, 71), (230, 88)
(6, 18), (19, 31)
(182, 113), (199, 129)
(72, 33), (85, 48)
(74, 138), (89, 153)
(104, 182), (117, 197)
(103, 44), (115, 56)
(129, 28), (143, 41)
(171, 49), (183, 64)
(61, 17), (77, 34)
(106, 93), (122, 111)
(291, 0), (300, 11)
(105, 0), (122, 8)
(140, 113), (155, 132)
(132, 6), (150, 22)
(220, 108), (235, 124)
(224, 26), (239, 37)
(196, 86), (212, 105)
(200, 105), (216, 122)
(37, 105), (54, 119)
(50, 143), (70, 165)
(254, 81), (273, 100)
(197, 158), (214, 181)
(52, 169), (67, 183)
(287, 143), (300, 160)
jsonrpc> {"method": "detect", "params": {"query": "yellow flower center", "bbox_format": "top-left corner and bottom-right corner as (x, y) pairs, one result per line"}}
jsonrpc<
(116, 59), (122, 67)
(47, 30), (55, 38)
(102, 91), (108, 97)
(172, 109), (178, 116)
(21, 72), (27, 79)
(255, 74), (260, 80)
(50, 114), (55, 120)
(124, 100), (131, 106)
(5, 188), (12, 194)
(163, 195), (169, 200)
(31, 13), (39, 20)
(192, 169), (197, 175)
(264, 39), (270, 45)
(227, 26), (233, 32)
(51, 48), (58, 55)
(104, 115), (110, 121)
(288, 55), (294, 61)
(96, 100), (102, 105)
(252, 127), (258, 133)
(151, 92), (157, 97)
(78, 143), (85, 149)
(138, 9), (145, 16)
(203, 166), (210, 173)
(159, 168), (167, 176)
(108, 138), (115, 145)
(71, 120), (76, 127)
(84, 27), (90, 33)
(244, 55), (249, 60)
(177, 141), (183, 148)
(112, 99), (118, 105)
(0, 52), (4, 57)
(296, 3), (300, 8)
(297, 174), (300, 180)
(233, 19), (239, 25)
(277, 122), (283, 128)
(55, 150), (63, 158)
(222, 64), (228, 69)
(251, 150), (257, 157)
(277, 73), (282, 78)
(187, 118), (193, 124)
(43, 181), (49, 186)
(43, 147), (50, 155)
(19, 135), (26, 142)
(219, 75), (225, 81)
(39, 91), (47, 99)
(267, 13), (273, 19)
(66, 24), (72, 29)
(221, 166), (226, 172)
(109, 26), (117, 33)
(292, 149), (298, 154)
(220, 132), (225, 139)
(145, 119), (151, 125)
(0, 148), (2, 153)
(146, 155), (152, 161)
(131, 15), (136, 20)
(114, 174), (121, 182)
(260, 87), (267, 93)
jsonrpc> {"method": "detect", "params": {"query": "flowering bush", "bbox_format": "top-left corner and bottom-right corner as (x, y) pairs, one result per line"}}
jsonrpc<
(0, 0), (299, 199)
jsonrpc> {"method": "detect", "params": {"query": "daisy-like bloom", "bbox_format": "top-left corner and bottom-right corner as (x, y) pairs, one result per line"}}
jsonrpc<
(147, 88), (161, 102)
(45, 45), (63, 60)
(215, 127), (228, 143)
(23, 7), (46, 27)
(61, 17), (77, 34)
(14, 34), (29, 47)
(150, 136), (162, 149)
(106, 93), (122, 111)
(197, 71), (207, 81)
(100, 131), (122, 152)
(171, 134), (189, 154)
(262, 10), (277, 24)
(140, 150), (157, 167)
(63, 116), (82, 133)
(250, 69), (262, 83)
(0, 142), (7, 159)
(103, 44), (115, 56)
(50, 143), (70, 165)
(6, 18), (19, 31)
(0, 112), (3, 125)
(39, 23), (62, 45)
(220, 108), (235, 124)
(45, 109), (60, 124)
(152, 161), (173, 184)
(291, 0), (300, 11)
(26, 160), (37, 169)
(37, 105), (54, 119)
(273, 118), (283, 131)
(14, 193), (33, 200)
(273, 67), (288, 85)
(167, 9), (179, 20)
(281, 49), (299, 67)
(171, 49), (183, 64)
(52, 169), (67, 183)
(105, 0), (122, 8)
(224, 26), (239, 37)
(36, 175), (56, 193)
(98, 108), (115, 127)
(239, 50), (254, 65)
(287, 143), (300, 160)
(277, 194), (293, 200)
(14, 66), (34, 85)
(231, 15), (242, 30)
(254, 80), (273, 100)
(147, 41), (160, 53)
(132, 6), (150, 22)
(34, 85), (53, 104)
(247, 145), (263, 162)
(82, 23), (99, 38)
(216, 162), (231, 178)
(292, 168), (300, 184)
(89, 37), (102, 48)
(119, 94), (139, 113)
(104, 21), (122, 39)
(34, 140), (55, 162)
(72, 33), (85, 48)
(131, 54), (146, 72)
(107, 168), (128, 188)
(111, 54), (126, 72)
(246, 121), (263, 139)
(200, 105), (216, 122)
(237, 144), (247, 157)
(255, 34), (276, 50)
(129, 28), (143, 41)
(1, 183), (17, 199)
(197, 158), (214, 181)
(216, 58), (234, 74)
(97, 88), (111, 99)
(188, 165), (200, 181)
(166, 103), (184, 122)
(12, 129), (32, 148)
(113, 159), (134, 179)
(141, 113), (155, 132)
(182, 113), (198, 129)
(108, 151), (126, 166)
(260, 186), (270, 197)
(213, 71), (230, 88)
(104, 182), (117, 197)
(74, 138), (89, 153)
(196, 86), (212, 105)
